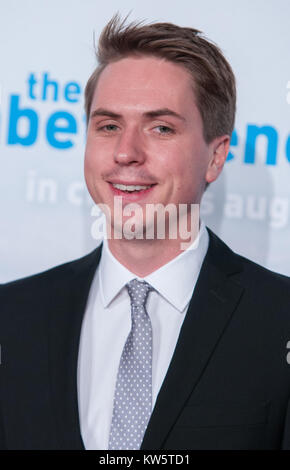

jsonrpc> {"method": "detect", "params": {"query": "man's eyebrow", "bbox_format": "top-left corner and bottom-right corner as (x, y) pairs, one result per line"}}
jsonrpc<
(144, 108), (185, 121)
(90, 108), (122, 119)
(90, 107), (185, 121)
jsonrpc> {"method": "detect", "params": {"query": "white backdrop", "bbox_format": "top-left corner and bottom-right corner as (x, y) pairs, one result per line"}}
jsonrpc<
(0, 0), (290, 282)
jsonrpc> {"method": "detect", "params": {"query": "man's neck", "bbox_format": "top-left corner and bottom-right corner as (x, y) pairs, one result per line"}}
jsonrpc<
(106, 223), (201, 277)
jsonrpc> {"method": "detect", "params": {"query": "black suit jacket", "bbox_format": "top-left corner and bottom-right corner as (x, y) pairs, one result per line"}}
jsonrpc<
(1, 228), (290, 450)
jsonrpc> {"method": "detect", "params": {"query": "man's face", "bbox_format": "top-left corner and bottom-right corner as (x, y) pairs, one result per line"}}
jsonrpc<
(84, 55), (225, 237)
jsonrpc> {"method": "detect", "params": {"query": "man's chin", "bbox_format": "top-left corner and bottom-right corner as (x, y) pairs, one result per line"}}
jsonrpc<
(107, 217), (155, 241)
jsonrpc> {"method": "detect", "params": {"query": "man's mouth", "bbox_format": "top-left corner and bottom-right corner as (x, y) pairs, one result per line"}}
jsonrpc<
(108, 181), (157, 199)
(111, 183), (155, 193)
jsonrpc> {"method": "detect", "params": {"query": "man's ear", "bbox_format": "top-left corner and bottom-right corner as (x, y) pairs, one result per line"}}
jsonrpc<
(205, 135), (230, 184)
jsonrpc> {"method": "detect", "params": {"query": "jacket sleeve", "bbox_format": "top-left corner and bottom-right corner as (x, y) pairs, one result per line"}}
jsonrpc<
(281, 395), (290, 449)
(0, 420), (6, 449)
(0, 400), (6, 449)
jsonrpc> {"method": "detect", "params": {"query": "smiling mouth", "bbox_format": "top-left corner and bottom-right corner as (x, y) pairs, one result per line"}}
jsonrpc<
(108, 181), (157, 197)
(111, 183), (156, 192)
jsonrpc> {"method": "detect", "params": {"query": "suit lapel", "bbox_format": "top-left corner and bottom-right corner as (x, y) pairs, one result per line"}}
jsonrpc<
(48, 245), (103, 449)
(141, 229), (245, 449)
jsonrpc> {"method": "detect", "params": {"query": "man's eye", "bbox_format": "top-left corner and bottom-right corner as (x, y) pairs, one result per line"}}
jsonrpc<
(155, 125), (174, 134)
(98, 124), (119, 132)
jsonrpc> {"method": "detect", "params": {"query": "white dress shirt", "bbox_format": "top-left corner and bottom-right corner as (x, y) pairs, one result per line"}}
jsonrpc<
(77, 221), (209, 449)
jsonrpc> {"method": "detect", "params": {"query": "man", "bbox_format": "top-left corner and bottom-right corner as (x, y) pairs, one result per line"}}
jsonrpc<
(1, 15), (290, 450)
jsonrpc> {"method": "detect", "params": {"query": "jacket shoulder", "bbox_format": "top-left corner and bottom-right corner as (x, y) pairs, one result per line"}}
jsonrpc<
(1, 245), (102, 292)
(0, 245), (102, 328)
(205, 226), (290, 319)
(235, 251), (290, 286)
(207, 226), (290, 286)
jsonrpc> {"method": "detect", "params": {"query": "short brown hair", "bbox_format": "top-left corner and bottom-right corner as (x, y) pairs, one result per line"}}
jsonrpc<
(84, 14), (236, 143)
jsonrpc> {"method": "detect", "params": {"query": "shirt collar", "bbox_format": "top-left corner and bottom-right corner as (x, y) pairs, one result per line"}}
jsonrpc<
(99, 220), (209, 313)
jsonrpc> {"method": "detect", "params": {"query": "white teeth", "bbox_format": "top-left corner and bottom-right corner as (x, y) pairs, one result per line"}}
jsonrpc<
(112, 183), (152, 191)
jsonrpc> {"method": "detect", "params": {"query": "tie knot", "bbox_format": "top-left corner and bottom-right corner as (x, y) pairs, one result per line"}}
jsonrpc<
(126, 278), (153, 307)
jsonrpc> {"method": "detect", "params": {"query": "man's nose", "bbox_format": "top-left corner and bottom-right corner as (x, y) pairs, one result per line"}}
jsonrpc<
(114, 127), (146, 165)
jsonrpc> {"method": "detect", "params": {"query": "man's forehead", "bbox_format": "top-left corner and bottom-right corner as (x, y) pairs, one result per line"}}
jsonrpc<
(95, 55), (192, 91)
(91, 55), (195, 110)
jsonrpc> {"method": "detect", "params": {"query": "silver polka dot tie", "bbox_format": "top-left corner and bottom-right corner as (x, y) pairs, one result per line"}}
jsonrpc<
(108, 278), (154, 450)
